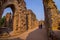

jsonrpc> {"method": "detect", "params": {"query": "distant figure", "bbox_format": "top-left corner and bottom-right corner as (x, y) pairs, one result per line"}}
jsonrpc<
(39, 24), (42, 29)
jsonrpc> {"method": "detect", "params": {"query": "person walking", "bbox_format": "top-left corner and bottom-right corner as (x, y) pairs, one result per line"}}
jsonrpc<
(39, 24), (42, 29)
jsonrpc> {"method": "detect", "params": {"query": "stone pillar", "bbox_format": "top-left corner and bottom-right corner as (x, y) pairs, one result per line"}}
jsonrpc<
(43, 0), (58, 39)
(19, 13), (27, 33)
(28, 14), (32, 29)
(13, 14), (19, 32)
(43, 0), (58, 30)
(26, 10), (32, 29)
(17, 12), (21, 32)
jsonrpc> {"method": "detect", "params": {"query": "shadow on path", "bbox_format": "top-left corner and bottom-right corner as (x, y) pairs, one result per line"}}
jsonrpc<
(26, 28), (48, 40)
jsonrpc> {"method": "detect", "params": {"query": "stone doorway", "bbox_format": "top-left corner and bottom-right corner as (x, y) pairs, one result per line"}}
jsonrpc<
(0, 4), (16, 37)
(0, 4), (15, 32)
(0, 0), (21, 33)
(2, 7), (13, 32)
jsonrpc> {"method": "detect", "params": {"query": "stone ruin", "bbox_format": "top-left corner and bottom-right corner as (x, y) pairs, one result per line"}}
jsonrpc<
(0, 0), (38, 37)
(0, 0), (60, 39)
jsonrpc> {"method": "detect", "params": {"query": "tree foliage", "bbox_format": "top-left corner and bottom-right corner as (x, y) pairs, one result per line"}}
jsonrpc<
(0, 16), (6, 27)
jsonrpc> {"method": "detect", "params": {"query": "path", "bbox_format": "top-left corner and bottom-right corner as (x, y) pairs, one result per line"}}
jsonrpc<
(19, 27), (48, 40)
(0, 27), (48, 40)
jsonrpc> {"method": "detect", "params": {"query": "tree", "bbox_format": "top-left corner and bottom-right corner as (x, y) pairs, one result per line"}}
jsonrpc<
(0, 16), (6, 27)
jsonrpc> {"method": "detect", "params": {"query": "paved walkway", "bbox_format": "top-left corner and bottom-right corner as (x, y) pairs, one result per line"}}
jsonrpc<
(0, 27), (48, 40)
(19, 27), (48, 40)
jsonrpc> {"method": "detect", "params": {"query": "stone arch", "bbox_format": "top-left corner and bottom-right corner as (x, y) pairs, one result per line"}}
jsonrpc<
(0, 0), (21, 34)
(1, 4), (15, 20)
(0, 0), (28, 36)
(0, 3), (19, 18)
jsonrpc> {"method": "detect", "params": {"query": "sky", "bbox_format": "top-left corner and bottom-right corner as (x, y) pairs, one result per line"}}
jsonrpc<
(2, 0), (60, 21)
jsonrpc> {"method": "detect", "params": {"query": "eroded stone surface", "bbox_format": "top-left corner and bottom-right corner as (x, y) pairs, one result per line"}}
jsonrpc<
(0, 0), (38, 37)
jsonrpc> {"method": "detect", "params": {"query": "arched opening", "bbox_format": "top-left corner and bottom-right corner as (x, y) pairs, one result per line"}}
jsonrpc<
(0, 4), (15, 33)
(2, 7), (13, 18)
